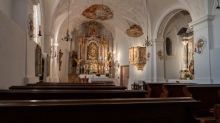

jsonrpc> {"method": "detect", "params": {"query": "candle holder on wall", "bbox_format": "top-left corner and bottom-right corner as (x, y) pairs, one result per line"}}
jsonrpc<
(147, 52), (150, 61)
(157, 50), (163, 60)
(194, 36), (206, 54)
(59, 49), (63, 71)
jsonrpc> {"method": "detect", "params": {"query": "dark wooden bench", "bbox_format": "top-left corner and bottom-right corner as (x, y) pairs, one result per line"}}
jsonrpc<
(183, 84), (220, 122)
(161, 83), (197, 98)
(144, 82), (177, 98)
(9, 85), (126, 90)
(27, 83), (115, 86)
(0, 90), (147, 100)
(0, 97), (199, 123)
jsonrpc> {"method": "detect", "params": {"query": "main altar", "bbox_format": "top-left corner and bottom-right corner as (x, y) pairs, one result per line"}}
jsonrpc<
(68, 21), (114, 83)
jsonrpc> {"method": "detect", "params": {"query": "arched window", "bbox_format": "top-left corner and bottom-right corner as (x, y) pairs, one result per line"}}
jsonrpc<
(166, 38), (172, 56)
(33, 4), (41, 44)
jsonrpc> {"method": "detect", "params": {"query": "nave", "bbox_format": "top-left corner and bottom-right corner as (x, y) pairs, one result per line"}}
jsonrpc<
(1, 0), (220, 122)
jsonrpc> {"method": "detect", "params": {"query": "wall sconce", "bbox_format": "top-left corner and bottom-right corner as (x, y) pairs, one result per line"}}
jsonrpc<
(38, 25), (42, 37)
(157, 50), (163, 60)
(194, 37), (206, 54)
(147, 52), (150, 60)
(129, 46), (147, 71)
(143, 36), (152, 47)
(217, 0), (220, 9)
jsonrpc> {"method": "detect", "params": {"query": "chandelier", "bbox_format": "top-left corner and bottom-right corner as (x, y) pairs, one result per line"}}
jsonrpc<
(62, 0), (72, 41)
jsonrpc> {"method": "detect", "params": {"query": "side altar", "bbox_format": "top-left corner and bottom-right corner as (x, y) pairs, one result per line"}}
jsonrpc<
(69, 21), (114, 83)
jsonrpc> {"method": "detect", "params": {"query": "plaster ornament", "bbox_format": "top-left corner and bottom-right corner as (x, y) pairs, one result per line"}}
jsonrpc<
(195, 36), (207, 54)
(157, 50), (163, 60)
(126, 25), (143, 37)
(82, 4), (113, 20)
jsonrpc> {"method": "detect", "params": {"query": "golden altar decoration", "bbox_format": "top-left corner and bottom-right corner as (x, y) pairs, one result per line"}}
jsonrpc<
(129, 46), (146, 71)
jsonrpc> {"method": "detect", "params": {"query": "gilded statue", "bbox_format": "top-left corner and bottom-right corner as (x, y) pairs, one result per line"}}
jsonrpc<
(74, 58), (83, 67)
(87, 43), (98, 60)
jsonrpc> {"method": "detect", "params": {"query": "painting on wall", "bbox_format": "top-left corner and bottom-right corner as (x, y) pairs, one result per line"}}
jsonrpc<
(126, 25), (143, 37)
(82, 4), (113, 20)
(35, 44), (42, 76)
(47, 54), (50, 76)
(87, 42), (99, 60)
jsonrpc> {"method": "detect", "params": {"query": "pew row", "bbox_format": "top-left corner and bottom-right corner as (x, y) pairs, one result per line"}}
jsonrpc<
(9, 86), (126, 90)
(0, 97), (199, 123)
(183, 84), (220, 123)
(160, 83), (197, 98)
(0, 90), (147, 100)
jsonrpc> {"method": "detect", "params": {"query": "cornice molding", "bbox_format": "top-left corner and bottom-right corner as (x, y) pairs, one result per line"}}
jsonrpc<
(189, 15), (215, 27)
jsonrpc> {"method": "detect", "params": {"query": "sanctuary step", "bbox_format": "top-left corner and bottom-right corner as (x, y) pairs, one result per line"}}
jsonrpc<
(0, 97), (199, 123)
(27, 83), (115, 86)
(9, 85), (126, 90)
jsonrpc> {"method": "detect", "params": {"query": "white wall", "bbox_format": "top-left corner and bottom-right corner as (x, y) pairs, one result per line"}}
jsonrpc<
(0, 0), (12, 18)
(58, 41), (70, 82)
(210, 48), (220, 84)
(0, 9), (26, 89)
(213, 9), (220, 48)
(164, 30), (183, 81)
(210, 7), (220, 83)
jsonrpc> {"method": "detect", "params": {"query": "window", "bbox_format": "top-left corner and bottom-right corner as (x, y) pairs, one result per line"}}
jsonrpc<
(166, 38), (172, 56)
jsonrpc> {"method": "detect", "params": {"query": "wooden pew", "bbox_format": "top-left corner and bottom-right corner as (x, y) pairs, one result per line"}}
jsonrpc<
(27, 83), (115, 86)
(0, 97), (199, 123)
(160, 83), (197, 98)
(0, 90), (147, 100)
(214, 104), (220, 123)
(183, 84), (220, 122)
(9, 85), (126, 90)
(144, 82), (176, 98)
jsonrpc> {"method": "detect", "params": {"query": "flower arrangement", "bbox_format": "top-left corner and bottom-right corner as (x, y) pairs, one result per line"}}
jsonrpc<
(184, 72), (191, 79)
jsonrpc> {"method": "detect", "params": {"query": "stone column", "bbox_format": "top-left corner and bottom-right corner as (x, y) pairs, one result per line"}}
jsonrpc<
(50, 42), (59, 82)
(153, 39), (166, 82)
(189, 15), (215, 84)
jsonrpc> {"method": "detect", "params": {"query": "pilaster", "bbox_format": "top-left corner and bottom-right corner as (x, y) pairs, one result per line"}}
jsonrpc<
(189, 15), (215, 84)
(153, 39), (166, 82)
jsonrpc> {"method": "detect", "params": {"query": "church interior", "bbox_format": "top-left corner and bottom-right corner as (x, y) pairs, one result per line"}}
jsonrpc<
(0, 0), (220, 122)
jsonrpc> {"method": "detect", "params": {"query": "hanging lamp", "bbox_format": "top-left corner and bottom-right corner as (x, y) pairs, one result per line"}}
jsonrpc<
(62, 0), (72, 41)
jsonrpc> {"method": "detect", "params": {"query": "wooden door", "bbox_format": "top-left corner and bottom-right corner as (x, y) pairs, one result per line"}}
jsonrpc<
(120, 65), (129, 88)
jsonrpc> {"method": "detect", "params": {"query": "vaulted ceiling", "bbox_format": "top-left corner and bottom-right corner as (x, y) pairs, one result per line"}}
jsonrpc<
(52, 0), (149, 38)
(42, 0), (204, 39)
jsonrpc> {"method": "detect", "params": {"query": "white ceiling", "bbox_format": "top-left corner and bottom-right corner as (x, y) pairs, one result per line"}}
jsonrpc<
(42, 0), (204, 39)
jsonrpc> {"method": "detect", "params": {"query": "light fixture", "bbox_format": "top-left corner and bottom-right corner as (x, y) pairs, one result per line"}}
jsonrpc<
(62, 0), (72, 41)
(143, 36), (152, 47)
(217, 0), (220, 9)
